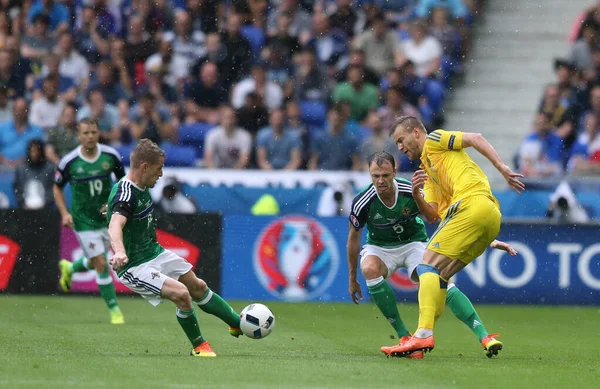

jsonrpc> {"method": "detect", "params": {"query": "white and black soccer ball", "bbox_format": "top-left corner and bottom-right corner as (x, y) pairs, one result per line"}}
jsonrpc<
(239, 303), (275, 339)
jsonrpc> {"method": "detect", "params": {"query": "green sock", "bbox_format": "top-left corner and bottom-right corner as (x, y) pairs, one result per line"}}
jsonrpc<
(367, 277), (410, 338)
(96, 267), (119, 311)
(176, 308), (204, 347)
(195, 289), (241, 328)
(72, 256), (90, 273)
(446, 285), (489, 342)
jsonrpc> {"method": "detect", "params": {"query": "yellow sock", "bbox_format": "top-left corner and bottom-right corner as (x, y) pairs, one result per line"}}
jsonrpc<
(416, 265), (449, 331)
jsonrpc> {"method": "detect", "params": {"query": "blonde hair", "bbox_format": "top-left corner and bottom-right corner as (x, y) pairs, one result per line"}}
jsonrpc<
(130, 139), (166, 168)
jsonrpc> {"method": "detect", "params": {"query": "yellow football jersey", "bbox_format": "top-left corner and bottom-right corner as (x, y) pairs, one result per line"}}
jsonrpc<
(421, 130), (498, 219)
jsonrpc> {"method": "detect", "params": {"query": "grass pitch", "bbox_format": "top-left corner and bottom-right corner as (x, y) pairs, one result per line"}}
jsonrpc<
(1, 295), (598, 389)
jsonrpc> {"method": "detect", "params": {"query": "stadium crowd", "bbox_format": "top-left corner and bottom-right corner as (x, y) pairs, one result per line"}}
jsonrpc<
(519, 1), (600, 178)
(0, 0), (482, 173)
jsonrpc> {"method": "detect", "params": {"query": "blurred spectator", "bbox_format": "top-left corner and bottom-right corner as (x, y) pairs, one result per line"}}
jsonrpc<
(34, 53), (77, 102)
(429, 7), (463, 60)
(130, 92), (173, 144)
(29, 77), (65, 130)
(0, 12), (18, 50)
(184, 0), (220, 33)
(328, 0), (364, 39)
(20, 13), (55, 63)
(570, 24), (597, 72)
(0, 84), (13, 123)
(124, 15), (156, 82)
(141, 67), (178, 109)
(265, 49), (296, 100)
(204, 105), (252, 169)
(45, 103), (79, 165)
(398, 22), (443, 78)
(294, 49), (331, 103)
(538, 84), (568, 127)
(416, 0), (469, 20)
(0, 98), (44, 167)
(88, 60), (131, 106)
(354, 16), (400, 77)
(359, 110), (399, 170)
(304, 13), (348, 72)
(185, 62), (227, 124)
(332, 65), (379, 121)
(77, 89), (120, 144)
(256, 108), (302, 170)
(13, 139), (54, 210)
(192, 33), (228, 80)
(126, 0), (172, 35)
(109, 39), (134, 97)
(378, 87), (421, 131)
(561, 84), (600, 145)
(0, 46), (31, 98)
(220, 13), (253, 87)
(308, 105), (360, 171)
(27, 0), (69, 34)
(157, 176), (199, 214)
(266, 14), (301, 65)
(236, 92), (269, 137)
(232, 63), (283, 110)
(163, 11), (206, 68)
(568, 114), (600, 174)
(53, 32), (90, 93)
(518, 112), (564, 177)
(246, 0), (269, 29)
(336, 49), (380, 87)
(145, 39), (189, 90)
(267, 0), (312, 38)
(285, 100), (310, 167)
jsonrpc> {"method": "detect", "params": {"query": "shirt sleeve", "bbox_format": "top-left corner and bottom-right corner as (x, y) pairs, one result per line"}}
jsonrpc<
(112, 155), (126, 180)
(54, 159), (71, 188)
(426, 130), (464, 152)
(348, 188), (373, 230)
(422, 179), (437, 205)
(111, 181), (136, 220)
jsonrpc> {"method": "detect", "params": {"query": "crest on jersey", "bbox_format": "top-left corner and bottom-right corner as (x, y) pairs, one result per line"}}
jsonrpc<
(402, 207), (411, 216)
(253, 216), (339, 301)
(102, 162), (110, 171)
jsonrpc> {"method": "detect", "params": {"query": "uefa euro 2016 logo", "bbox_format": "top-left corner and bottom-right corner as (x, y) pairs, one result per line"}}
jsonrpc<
(253, 216), (340, 301)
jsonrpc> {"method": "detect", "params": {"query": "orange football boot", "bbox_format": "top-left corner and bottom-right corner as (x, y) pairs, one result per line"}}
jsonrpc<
(481, 333), (503, 358)
(381, 336), (424, 359)
(387, 335), (435, 357)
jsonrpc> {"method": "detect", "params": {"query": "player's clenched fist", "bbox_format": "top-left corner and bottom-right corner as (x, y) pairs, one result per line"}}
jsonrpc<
(110, 252), (129, 272)
(411, 170), (428, 195)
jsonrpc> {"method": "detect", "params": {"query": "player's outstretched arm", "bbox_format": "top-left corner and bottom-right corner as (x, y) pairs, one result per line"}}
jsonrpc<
(490, 239), (518, 256)
(411, 170), (440, 223)
(108, 214), (128, 272)
(347, 223), (363, 304)
(462, 132), (526, 194)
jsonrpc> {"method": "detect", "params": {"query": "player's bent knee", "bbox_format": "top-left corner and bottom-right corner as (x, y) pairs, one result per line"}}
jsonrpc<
(360, 257), (387, 280)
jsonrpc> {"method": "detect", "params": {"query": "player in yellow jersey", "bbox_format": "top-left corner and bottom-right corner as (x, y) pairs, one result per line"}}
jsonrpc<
(384, 116), (525, 357)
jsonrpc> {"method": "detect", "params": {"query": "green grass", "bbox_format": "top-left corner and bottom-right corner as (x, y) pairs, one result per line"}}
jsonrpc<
(1, 295), (599, 389)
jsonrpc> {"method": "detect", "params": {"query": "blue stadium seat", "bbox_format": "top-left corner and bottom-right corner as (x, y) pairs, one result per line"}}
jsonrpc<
(241, 26), (265, 57)
(178, 122), (215, 157)
(300, 100), (328, 129)
(163, 145), (198, 167)
(116, 144), (135, 166)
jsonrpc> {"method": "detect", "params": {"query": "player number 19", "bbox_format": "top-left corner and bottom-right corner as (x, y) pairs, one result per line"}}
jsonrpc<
(88, 179), (103, 196)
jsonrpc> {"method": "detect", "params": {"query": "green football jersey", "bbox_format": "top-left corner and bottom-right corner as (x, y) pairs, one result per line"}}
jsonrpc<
(349, 178), (428, 247)
(55, 145), (125, 231)
(106, 178), (164, 276)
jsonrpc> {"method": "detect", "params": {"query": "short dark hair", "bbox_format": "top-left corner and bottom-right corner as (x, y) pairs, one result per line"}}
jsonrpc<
(368, 151), (395, 171)
(130, 139), (166, 169)
(389, 116), (426, 137)
(78, 117), (99, 131)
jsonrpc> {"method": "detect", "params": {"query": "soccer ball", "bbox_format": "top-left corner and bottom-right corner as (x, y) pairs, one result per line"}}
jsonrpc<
(239, 303), (275, 339)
